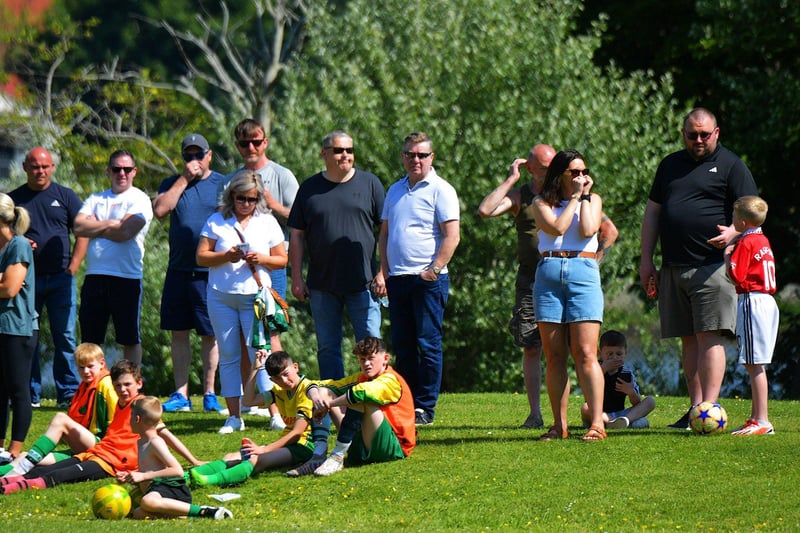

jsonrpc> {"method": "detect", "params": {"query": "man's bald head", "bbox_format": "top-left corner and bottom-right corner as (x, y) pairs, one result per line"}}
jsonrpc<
(22, 147), (56, 191)
(525, 144), (556, 181)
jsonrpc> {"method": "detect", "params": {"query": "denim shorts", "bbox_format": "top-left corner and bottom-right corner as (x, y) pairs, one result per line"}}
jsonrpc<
(533, 257), (603, 323)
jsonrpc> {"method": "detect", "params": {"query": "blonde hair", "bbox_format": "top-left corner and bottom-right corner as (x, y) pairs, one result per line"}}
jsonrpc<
(0, 193), (31, 235)
(220, 170), (266, 218)
(131, 396), (162, 426)
(734, 195), (768, 227)
(74, 343), (105, 367)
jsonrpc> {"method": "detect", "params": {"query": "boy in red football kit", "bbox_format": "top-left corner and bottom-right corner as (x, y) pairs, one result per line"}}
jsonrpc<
(1, 343), (117, 477)
(1, 360), (201, 494)
(306, 337), (416, 477)
(725, 195), (779, 436)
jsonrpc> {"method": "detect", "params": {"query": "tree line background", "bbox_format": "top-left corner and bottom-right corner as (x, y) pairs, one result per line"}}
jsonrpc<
(1, 0), (798, 399)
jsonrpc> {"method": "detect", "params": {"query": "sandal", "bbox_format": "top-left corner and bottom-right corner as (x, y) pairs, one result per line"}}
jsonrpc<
(582, 425), (607, 442)
(539, 426), (569, 441)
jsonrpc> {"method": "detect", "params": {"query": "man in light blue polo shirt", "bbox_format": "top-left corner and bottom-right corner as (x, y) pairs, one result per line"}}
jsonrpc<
(377, 132), (460, 426)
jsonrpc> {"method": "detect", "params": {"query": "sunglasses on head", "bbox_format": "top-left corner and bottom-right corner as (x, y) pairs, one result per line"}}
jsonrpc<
(237, 139), (266, 148)
(110, 166), (135, 174)
(182, 151), (207, 162)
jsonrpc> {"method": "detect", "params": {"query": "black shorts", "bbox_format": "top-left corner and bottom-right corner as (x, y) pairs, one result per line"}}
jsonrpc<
(79, 275), (142, 346)
(508, 270), (541, 348)
(145, 478), (192, 504)
(160, 269), (214, 335)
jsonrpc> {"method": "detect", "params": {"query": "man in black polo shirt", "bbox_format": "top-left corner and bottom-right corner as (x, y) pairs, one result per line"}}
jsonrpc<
(640, 107), (757, 429)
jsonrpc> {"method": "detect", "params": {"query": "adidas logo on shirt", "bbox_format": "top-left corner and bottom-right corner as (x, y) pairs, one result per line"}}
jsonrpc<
(50, 200), (62, 207)
(709, 167), (718, 173)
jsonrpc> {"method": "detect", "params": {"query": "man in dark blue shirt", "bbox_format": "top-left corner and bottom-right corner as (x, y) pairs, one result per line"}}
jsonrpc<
(9, 147), (86, 407)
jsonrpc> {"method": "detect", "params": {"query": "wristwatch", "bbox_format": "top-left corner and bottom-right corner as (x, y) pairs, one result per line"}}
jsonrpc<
(580, 194), (592, 202)
(431, 264), (443, 276)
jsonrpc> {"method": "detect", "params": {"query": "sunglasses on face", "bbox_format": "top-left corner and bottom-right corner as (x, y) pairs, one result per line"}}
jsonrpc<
(182, 151), (207, 162)
(110, 166), (135, 174)
(235, 195), (259, 205)
(568, 168), (589, 177)
(329, 147), (354, 154)
(684, 130), (715, 141)
(403, 151), (432, 160)
(237, 139), (266, 148)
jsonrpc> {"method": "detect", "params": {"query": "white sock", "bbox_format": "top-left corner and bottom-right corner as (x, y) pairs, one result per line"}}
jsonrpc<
(11, 457), (35, 476)
(331, 441), (351, 458)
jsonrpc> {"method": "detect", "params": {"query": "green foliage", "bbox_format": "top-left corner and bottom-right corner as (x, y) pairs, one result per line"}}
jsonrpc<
(4, 394), (800, 531)
(275, 0), (680, 392)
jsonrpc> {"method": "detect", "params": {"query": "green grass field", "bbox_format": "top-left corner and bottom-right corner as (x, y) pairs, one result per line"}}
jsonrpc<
(2, 393), (798, 532)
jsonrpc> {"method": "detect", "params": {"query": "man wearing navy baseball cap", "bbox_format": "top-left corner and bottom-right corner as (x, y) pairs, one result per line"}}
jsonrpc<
(153, 133), (228, 415)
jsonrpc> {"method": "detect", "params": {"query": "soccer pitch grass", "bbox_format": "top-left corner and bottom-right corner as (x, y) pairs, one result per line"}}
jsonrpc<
(2, 393), (798, 532)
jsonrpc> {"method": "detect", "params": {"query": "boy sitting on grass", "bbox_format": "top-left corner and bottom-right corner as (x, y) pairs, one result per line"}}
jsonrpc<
(116, 396), (232, 520)
(0, 360), (201, 494)
(1, 343), (118, 477)
(580, 330), (655, 430)
(306, 337), (416, 477)
(189, 350), (318, 486)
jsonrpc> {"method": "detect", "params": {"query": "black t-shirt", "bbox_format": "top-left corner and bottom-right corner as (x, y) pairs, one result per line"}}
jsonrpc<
(287, 169), (385, 292)
(649, 143), (757, 266)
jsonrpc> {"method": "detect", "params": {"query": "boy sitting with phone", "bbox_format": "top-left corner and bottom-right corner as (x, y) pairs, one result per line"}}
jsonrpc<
(580, 330), (655, 430)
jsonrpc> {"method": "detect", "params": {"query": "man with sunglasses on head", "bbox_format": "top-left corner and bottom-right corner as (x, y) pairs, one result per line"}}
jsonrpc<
(74, 150), (153, 366)
(229, 118), (299, 299)
(640, 107), (757, 429)
(377, 132), (460, 426)
(9, 147), (87, 409)
(153, 134), (227, 414)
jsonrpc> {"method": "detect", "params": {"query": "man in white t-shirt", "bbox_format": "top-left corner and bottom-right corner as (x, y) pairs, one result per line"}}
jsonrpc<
(74, 149), (153, 364)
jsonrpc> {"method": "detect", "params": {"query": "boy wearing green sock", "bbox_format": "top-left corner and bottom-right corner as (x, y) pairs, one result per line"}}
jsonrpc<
(307, 337), (416, 477)
(116, 396), (232, 520)
(189, 350), (316, 487)
(1, 343), (117, 477)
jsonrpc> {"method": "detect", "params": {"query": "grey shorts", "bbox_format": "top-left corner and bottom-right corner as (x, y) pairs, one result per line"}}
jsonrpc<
(658, 263), (736, 338)
(508, 270), (541, 348)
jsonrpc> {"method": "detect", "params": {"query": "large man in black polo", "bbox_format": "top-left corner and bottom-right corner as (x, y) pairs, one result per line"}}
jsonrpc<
(640, 107), (758, 429)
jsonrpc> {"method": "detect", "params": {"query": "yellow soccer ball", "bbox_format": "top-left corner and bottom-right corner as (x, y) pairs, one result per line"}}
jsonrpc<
(91, 483), (131, 519)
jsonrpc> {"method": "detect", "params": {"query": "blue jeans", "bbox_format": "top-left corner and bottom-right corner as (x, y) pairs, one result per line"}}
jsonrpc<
(309, 288), (382, 379)
(30, 271), (80, 403)
(269, 267), (287, 300)
(386, 274), (449, 418)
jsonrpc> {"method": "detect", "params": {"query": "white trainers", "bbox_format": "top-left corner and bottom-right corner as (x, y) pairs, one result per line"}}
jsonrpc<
(270, 415), (286, 431)
(314, 454), (344, 476)
(731, 418), (775, 436)
(218, 416), (245, 434)
(213, 507), (233, 519)
(285, 455), (325, 477)
(0, 450), (13, 466)
(606, 416), (630, 429)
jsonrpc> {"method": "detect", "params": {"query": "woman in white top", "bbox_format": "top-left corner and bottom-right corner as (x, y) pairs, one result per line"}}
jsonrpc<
(197, 170), (287, 434)
(531, 149), (606, 441)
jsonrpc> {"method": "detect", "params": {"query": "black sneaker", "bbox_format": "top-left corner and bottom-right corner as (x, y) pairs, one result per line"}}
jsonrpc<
(415, 409), (433, 426)
(667, 408), (692, 430)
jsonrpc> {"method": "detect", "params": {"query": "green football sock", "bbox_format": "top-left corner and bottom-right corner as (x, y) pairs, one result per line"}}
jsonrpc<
(188, 504), (202, 517)
(27, 436), (57, 464)
(50, 451), (72, 462)
(0, 464), (13, 476)
(198, 461), (255, 487)
(190, 459), (228, 475)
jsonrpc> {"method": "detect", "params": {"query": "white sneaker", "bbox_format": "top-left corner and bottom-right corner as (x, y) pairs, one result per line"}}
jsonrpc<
(218, 416), (245, 434)
(8, 457), (35, 476)
(270, 415), (286, 431)
(314, 454), (344, 476)
(213, 507), (233, 519)
(606, 416), (630, 429)
(0, 450), (12, 466)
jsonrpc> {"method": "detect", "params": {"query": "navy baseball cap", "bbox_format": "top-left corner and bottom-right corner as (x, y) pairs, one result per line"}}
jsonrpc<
(181, 133), (210, 152)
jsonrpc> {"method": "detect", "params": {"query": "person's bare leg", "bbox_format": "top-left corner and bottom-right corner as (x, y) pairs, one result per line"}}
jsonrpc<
(746, 364), (769, 422)
(539, 323), (569, 433)
(201, 335), (219, 395)
(695, 330), (726, 403)
(521, 345), (543, 427)
(569, 321), (603, 430)
(171, 330), (192, 397)
(124, 344), (142, 366)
